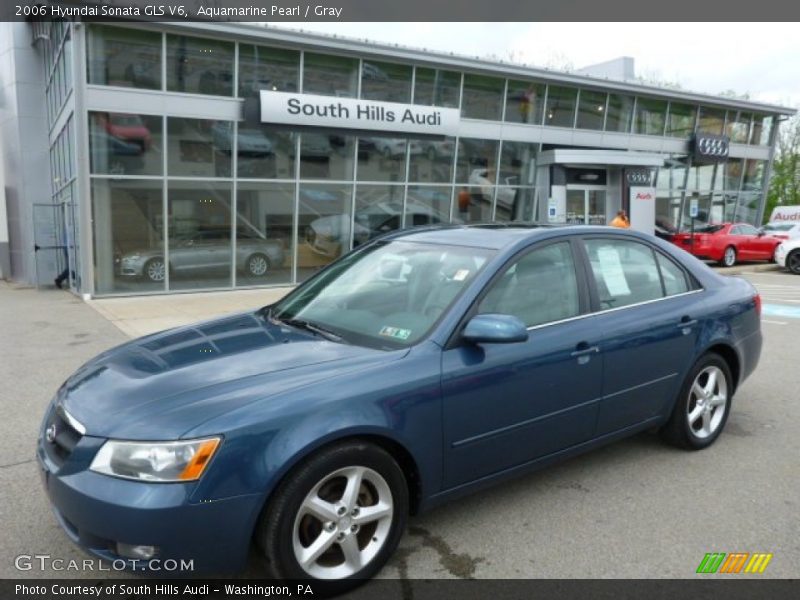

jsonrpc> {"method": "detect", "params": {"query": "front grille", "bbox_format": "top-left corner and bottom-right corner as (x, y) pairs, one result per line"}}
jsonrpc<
(43, 405), (83, 468)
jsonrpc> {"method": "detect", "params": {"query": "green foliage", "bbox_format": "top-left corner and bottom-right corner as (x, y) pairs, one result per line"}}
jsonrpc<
(765, 114), (800, 223)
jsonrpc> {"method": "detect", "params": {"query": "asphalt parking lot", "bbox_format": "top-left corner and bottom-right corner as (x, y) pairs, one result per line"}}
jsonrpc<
(0, 268), (798, 581)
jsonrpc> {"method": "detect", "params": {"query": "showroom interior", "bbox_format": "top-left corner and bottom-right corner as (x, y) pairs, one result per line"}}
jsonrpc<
(0, 20), (795, 297)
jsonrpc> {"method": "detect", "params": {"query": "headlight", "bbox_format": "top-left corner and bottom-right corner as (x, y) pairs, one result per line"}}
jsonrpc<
(90, 437), (221, 482)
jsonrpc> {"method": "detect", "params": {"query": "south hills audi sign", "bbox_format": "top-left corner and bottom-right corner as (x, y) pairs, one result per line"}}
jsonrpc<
(259, 91), (460, 136)
(692, 133), (730, 163)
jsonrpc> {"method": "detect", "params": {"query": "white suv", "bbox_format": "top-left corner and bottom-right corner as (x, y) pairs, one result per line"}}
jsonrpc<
(775, 238), (800, 274)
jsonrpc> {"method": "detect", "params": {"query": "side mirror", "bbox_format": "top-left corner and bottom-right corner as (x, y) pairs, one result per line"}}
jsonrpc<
(462, 314), (528, 345)
(757, 229), (766, 237)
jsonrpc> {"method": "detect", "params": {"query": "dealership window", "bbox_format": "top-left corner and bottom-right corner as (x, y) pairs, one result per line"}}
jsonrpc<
(408, 137), (455, 183)
(299, 132), (355, 180)
(726, 111), (751, 144)
(741, 160), (765, 192)
(237, 125), (295, 179)
(697, 107), (726, 135)
(167, 118), (233, 177)
(682, 192), (714, 227)
(656, 158), (688, 191)
(750, 115), (773, 146)
(357, 137), (408, 182)
(493, 187), (537, 222)
(634, 98), (667, 136)
(722, 159), (744, 190)
(686, 163), (716, 191)
(656, 192), (683, 233)
(238, 45), (299, 97)
(91, 179), (165, 294)
(479, 242), (580, 327)
(544, 86), (578, 128)
(584, 239), (665, 308)
(413, 68), (460, 108)
(406, 186), (452, 228)
(166, 35), (234, 97)
(666, 103), (697, 138)
(87, 25), (162, 90)
(89, 112), (163, 176)
(297, 183), (354, 279)
(456, 138), (499, 184)
(302, 53), (358, 97)
(167, 181), (233, 291)
(498, 141), (536, 187)
(360, 61), (412, 102)
(235, 182), (294, 286)
(604, 94), (635, 133)
(461, 74), (504, 120)
(505, 80), (545, 125)
(354, 184), (405, 246)
(576, 90), (607, 130)
(731, 193), (759, 224)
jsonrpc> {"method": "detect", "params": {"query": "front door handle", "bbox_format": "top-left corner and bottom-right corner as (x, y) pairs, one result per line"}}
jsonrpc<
(571, 346), (600, 357)
(677, 317), (698, 328)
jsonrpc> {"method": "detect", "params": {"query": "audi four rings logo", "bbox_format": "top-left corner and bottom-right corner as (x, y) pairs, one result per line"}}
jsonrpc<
(45, 424), (57, 443)
(695, 135), (730, 160)
(626, 170), (650, 185)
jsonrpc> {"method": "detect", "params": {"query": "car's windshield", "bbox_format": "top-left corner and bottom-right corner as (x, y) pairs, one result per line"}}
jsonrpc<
(272, 240), (494, 349)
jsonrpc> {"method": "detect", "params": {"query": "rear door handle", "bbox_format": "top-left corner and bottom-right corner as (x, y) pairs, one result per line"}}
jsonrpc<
(677, 319), (698, 328)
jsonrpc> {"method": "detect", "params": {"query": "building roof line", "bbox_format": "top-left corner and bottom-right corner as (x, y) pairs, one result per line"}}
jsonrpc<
(148, 20), (797, 116)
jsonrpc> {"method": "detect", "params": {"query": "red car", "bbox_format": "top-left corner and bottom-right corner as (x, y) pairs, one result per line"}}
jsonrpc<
(672, 222), (782, 267)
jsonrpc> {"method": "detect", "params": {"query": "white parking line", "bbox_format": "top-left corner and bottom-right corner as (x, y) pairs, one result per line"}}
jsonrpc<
(762, 319), (788, 325)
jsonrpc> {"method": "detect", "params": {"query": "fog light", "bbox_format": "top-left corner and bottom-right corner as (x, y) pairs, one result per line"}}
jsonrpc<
(116, 543), (158, 560)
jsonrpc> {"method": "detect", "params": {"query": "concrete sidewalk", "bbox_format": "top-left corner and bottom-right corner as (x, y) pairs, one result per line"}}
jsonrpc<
(88, 286), (294, 338)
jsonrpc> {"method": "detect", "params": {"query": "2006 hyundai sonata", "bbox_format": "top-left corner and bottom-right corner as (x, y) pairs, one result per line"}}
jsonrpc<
(38, 225), (762, 589)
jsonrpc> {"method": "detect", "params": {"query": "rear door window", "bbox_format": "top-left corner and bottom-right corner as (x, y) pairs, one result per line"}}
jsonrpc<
(583, 239), (665, 309)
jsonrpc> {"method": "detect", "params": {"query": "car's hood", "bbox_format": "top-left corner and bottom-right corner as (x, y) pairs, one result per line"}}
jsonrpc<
(58, 311), (404, 439)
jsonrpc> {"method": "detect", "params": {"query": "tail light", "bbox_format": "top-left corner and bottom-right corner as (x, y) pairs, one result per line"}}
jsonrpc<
(754, 293), (762, 318)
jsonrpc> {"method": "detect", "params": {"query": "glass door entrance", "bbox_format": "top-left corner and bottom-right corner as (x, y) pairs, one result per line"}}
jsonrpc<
(566, 188), (607, 225)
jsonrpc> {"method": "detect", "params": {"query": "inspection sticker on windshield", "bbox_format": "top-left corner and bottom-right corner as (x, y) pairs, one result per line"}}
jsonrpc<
(453, 269), (470, 281)
(379, 326), (412, 340)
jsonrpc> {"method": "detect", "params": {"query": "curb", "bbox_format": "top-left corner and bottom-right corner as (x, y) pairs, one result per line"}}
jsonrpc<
(710, 263), (783, 275)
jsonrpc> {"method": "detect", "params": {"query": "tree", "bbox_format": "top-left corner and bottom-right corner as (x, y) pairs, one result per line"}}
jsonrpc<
(764, 113), (800, 223)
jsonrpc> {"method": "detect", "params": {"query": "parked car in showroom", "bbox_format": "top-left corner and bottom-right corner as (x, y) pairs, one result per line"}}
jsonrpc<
(39, 225), (761, 591)
(671, 222), (783, 267)
(116, 228), (285, 282)
(763, 221), (800, 241)
(774, 238), (800, 274)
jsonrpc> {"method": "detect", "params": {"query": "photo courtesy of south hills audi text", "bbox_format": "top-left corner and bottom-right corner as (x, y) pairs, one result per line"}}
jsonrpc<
(14, 584), (314, 597)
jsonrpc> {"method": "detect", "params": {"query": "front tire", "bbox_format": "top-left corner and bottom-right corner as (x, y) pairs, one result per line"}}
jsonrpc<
(787, 249), (800, 275)
(719, 246), (737, 267)
(660, 354), (733, 450)
(246, 253), (270, 278)
(143, 257), (166, 283)
(257, 441), (408, 593)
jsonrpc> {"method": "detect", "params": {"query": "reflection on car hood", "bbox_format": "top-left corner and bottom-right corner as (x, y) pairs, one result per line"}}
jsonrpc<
(58, 311), (402, 439)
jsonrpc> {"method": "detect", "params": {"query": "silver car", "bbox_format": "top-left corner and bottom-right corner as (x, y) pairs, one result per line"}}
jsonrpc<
(117, 229), (285, 282)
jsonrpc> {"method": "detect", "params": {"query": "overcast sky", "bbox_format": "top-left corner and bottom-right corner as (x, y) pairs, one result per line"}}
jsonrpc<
(272, 22), (800, 109)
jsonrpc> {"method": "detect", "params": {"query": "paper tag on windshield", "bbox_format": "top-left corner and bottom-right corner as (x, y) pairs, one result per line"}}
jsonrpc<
(379, 326), (412, 340)
(453, 269), (470, 281)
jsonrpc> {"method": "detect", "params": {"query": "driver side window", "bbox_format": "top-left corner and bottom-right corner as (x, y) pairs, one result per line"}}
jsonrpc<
(478, 242), (580, 328)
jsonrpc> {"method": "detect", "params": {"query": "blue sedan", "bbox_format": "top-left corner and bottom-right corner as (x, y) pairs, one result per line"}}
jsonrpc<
(38, 225), (762, 589)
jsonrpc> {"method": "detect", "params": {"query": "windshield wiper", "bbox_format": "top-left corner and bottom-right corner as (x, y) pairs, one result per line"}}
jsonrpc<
(277, 317), (346, 343)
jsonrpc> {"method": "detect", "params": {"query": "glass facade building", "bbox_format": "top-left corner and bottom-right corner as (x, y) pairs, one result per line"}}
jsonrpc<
(0, 21), (794, 296)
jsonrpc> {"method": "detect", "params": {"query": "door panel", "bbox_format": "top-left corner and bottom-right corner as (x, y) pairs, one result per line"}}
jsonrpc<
(441, 319), (602, 488)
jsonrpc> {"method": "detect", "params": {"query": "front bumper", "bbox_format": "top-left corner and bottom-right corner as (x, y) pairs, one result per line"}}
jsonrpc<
(36, 416), (262, 574)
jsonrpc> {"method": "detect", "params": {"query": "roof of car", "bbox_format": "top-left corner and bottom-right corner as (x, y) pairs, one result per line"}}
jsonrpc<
(384, 223), (629, 249)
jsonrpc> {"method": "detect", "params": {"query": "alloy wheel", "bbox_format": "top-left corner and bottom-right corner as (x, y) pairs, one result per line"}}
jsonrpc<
(723, 247), (736, 267)
(248, 255), (269, 276)
(292, 466), (394, 580)
(788, 250), (800, 274)
(146, 259), (166, 282)
(686, 366), (728, 439)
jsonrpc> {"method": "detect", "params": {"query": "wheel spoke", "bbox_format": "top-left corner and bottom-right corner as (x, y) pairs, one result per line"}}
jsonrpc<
(303, 495), (339, 522)
(704, 369), (718, 395)
(688, 404), (704, 425)
(341, 467), (364, 510)
(710, 394), (726, 408)
(299, 530), (337, 568)
(353, 502), (392, 525)
(702, 411), (712, 435)
(339, 534), (362, 571)
(692, 382), (705, 399)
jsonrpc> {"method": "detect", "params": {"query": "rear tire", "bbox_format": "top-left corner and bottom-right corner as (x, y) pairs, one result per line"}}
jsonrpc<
(257, 441), (408, 594)
(660, 353), (733, 450)
(788, 249), (800, 275)
(719, 246), (737, 267)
